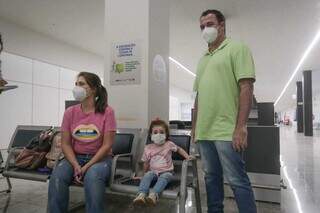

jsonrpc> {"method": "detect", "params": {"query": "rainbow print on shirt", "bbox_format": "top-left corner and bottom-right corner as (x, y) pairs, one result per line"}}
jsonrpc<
(72, 124), (100, 142)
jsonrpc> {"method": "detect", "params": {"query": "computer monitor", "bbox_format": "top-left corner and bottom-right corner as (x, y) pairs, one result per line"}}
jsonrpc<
(65, 100), (80, 109)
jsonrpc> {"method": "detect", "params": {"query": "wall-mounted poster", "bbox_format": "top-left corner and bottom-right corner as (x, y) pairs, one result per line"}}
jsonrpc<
(110, 40), (141, 85)
(152, 54), (166, 83)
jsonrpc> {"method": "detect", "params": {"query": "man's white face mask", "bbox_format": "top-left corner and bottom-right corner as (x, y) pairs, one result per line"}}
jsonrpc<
(202, 27), (218, 44)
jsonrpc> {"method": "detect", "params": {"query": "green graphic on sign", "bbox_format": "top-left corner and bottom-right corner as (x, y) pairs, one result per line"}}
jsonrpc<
(115, 63), (124, 73)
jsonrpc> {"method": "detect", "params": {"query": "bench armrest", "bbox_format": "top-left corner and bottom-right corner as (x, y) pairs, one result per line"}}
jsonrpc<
(179, 156), (201, 212)
(4, 147), (22, 171)
(109, 153), (133, 185)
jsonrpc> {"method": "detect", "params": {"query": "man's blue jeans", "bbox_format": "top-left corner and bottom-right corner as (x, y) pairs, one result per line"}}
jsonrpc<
(198, 140), (257, 213)
(138, 171), (173, 195)
(48, 155), (112, 213)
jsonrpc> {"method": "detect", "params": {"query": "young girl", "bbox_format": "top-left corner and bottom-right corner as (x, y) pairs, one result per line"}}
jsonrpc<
(133, 119), (193, 206)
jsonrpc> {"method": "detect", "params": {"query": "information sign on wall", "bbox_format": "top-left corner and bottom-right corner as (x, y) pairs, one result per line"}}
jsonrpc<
(110, 40), (141, 85)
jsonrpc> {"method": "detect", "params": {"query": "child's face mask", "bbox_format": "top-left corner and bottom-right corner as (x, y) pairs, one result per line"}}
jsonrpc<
(151, 133), (166, 145)
(151, 126), (166, 145)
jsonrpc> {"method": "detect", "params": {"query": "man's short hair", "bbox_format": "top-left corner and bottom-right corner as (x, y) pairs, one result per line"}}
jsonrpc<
(200, 9), (225, 24)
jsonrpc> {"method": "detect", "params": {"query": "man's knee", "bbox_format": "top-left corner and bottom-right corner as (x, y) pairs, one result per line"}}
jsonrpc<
(226, 173), (251, 189)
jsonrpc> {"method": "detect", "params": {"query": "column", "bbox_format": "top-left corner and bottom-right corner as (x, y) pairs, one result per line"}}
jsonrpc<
(104, 0), (169, 128)
(303, 70), (313, 136)
(296, 81), (303, 133)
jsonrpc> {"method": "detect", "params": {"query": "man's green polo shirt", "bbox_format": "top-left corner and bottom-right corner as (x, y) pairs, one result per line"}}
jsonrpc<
(193, 38), (255, 141)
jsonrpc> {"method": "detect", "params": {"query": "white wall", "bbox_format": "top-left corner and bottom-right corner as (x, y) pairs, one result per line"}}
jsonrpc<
(0, 52), (80, 149)
(104, 0), (149, 129)
(169, 86), (194, 121)
(169, 96), (180, 120)
(0, 19), (104, 149)
(0, 18), (104, 76)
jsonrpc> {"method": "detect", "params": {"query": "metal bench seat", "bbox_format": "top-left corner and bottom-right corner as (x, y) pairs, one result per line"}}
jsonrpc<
(3, 167), (50, 182)
(109, 134), (202, 213)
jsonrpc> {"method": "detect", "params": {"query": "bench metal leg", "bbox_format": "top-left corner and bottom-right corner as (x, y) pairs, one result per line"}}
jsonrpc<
(0, 176), (12, 193)
(6, 177), (12, 192)
(179, 159), (202, 213)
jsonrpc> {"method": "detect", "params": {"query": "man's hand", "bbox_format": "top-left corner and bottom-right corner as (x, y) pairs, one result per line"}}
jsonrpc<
(232, 126), (248, 152)
(191, 94), (198, 143)
(0, 78), (7, 87)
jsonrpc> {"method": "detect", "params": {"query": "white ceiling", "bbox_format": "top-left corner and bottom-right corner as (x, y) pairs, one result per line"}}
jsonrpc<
(170, 0), (320, 112)
(0, 0), (105, 55)
(1, 0), (320, 111)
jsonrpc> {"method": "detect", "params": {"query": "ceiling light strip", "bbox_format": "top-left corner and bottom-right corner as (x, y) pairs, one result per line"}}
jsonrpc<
(274, 30), (320, 106)
(169, 57), (196, 77)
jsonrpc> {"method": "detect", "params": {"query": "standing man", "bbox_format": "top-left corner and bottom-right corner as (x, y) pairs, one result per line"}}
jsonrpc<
(0, 33), (8, 87)
(192, 9), (257, 213)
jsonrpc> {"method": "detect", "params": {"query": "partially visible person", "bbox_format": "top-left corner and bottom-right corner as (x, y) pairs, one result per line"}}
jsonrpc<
(48, 72), (116, 213)
(133, 119), (193, 206)
(0, 33), (8, 87)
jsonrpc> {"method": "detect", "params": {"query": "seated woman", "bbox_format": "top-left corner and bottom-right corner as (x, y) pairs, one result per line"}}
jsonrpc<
(48, 72), (116, 213)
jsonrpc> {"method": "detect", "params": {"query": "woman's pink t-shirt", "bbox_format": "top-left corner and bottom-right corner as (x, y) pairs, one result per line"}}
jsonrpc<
(61, 104), (116, 155)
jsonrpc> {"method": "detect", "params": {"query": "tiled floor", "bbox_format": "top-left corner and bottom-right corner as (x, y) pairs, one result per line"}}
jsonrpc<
(0, 126), (318, 212)
(0, 178), (279, 213)
(280, 126), (320, 213)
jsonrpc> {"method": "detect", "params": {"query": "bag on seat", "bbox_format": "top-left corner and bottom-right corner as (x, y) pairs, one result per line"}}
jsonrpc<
(45, 132), (64, 169)
(15, 149), (47, 169)
(25, 127), (55, 152)
(14, 127), (57, 170)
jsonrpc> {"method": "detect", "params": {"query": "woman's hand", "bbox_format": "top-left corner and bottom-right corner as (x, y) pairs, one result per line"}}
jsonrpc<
(80, 164), (90, 176)
(73, 164), (83, 184)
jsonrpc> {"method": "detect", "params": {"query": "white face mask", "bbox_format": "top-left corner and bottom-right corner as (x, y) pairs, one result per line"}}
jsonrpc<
(202, 27), (218, 44)
(72, 86), (87, 102)
(151, 133), (166, 145)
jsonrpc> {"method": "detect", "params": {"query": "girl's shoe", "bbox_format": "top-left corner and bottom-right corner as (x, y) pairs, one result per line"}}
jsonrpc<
(145, 192), (158, 206)
(133, 193), (146, 206)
